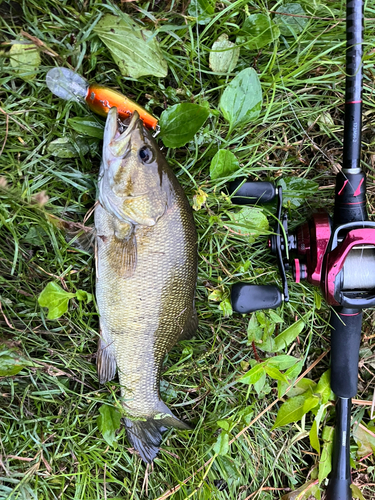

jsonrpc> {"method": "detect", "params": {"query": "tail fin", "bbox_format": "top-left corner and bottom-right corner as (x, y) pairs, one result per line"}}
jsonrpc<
(124, 404), (190, 463)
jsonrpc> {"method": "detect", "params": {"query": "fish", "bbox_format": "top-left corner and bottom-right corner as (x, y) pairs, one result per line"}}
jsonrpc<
(46, 67), (158, 129)
(95, 107), (198, 462)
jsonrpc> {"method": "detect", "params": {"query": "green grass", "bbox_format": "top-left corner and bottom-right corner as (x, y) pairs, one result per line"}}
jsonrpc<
(1, 0), (375, 499)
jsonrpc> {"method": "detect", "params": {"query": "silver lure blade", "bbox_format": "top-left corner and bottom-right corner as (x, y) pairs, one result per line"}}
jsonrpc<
(46, 67), (88, 102)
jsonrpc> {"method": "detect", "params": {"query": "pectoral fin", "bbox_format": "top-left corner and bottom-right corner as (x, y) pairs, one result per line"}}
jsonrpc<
(54, 216), (96, 253)
(97, 219), (137, 279)
(109, 229), (137, 279)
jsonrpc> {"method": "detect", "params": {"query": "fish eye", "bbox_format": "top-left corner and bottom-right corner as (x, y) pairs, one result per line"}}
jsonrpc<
(138, 146), (154, 164)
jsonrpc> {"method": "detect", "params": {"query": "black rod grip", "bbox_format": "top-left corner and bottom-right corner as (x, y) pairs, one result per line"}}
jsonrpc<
(330, 308), (362, 398)
(228, 180), (276, 205)
(326, 398), (352, 500)
(231, 284), (282, 314)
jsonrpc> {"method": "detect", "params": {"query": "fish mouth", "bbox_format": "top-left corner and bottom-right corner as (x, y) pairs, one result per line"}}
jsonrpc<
(104, 107), (142, 158)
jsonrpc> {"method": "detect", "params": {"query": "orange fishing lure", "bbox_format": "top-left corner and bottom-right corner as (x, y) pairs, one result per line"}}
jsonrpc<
(86, 85), (158, 130)
(46, 67), (158, 130)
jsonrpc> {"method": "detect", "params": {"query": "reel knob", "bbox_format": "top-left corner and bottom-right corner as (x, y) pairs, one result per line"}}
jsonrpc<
(228, 179), (276, 205)
(231, 284), (283, 314)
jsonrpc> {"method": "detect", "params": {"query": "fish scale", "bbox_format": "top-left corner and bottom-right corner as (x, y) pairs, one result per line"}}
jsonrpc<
(95, 107), (197, 462)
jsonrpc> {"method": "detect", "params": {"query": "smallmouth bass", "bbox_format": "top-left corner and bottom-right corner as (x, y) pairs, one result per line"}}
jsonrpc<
(95, 107), (198, 462)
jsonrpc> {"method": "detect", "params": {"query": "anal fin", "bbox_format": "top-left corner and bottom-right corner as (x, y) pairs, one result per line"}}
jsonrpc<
(179, 307), (198, 341)
(97, 330), (117, 384)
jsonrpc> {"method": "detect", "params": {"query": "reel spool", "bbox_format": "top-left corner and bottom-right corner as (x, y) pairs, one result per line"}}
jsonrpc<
(341, 247), (375, 290)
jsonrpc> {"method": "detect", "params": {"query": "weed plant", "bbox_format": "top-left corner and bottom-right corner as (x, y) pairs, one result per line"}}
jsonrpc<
(1, 1), (375, 499)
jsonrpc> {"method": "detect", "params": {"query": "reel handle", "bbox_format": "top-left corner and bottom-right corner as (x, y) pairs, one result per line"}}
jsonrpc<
(228, 180), (276, 205)
(231, 284), (283, 314)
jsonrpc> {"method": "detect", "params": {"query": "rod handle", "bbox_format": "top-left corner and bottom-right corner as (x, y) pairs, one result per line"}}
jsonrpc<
(326, 478), (352, 500)
(330, 308), (362, 398)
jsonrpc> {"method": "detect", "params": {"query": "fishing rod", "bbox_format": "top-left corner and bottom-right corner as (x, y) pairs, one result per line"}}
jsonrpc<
(229, 0), (372, 498)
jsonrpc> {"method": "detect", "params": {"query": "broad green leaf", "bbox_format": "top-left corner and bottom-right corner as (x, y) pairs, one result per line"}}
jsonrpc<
(353, 423), (375, 457)
(266, 355), (299, 371)
(216, 419), (230, 431)
(278, 360), (304, 397)
(239, 363), (266, 385)
(188, 0), (215, 25)
(238, 407), (254, 425)
(97, 404), (121, 447)
(288, 378), (317, 398)
(310, 403), (331, 455)
(9, 41), (41, 81)
(0, 349), (26, 377)
(278, 178), (319, 209)
(219, 68), (262, 133)
(253, 371), (267, 395)
(350, 484), (366, 500)
(75, 289), (93, 303)
(159, 103), (210, 148)
(264, 365), (288, 383)
(213, 431), (229, 455)
(273, 394), (319, 429)
(268, 310), (283, 323)
(302, 396), (320, 414)
(210, 150), (239, 180)
(247, 314), (263, 343)
(322, 425), (334, 442)
(236, 14), (280, 51)
(219, 298), (233, 317)
(280, 479), (320, 500)
(253, 311), (277, 351)
(225, 206), (269, 244)
(274, 4), (308, 37)
(309, 420), (320, 454)
(208, 289), (223, 302)
(316, 369), (334, 404)
(160, 379), (178, 399)
(94, 14), (168, 78)
(270, 319), (305, 352)
(23, 226), (46, 246)
(318, 437), (333, 484)
(284, 359), (303, 378)
(68, 117), (104, 139)
(38, 282), (75, 320)
(209, 34), (239, 74)
(317, 112), (335, 129)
